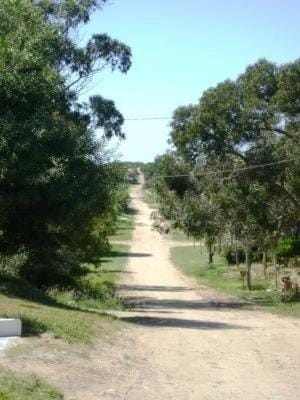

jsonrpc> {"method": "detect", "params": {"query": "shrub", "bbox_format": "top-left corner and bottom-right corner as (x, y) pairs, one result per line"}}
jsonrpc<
(276, 236), (300, 258)
(0, 250), (28, 279)
(223, 247), (245, 265)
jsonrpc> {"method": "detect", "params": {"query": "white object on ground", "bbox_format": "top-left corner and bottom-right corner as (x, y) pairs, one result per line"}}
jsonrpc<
(0, 337), (18, 353)
(0, 318), (22, 337)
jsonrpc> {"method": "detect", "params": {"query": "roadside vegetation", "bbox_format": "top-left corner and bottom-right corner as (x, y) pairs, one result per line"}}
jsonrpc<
(0, 368), (63, 400)
(142, 189), (157, 209)
(145, 58), (300, 309)
(109, 213), (135, 241)
(0, 0), (136, 342)
(171, 245), (300, 317)
(0, 3), (136, 397)
(170, 230), (195, 242)
(0, 0), (132, 290)
(0, 242), (129, 342)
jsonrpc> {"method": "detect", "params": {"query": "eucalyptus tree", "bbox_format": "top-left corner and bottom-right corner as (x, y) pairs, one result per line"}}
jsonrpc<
(156, 58), (300, 289)
(0, 0), (132, 285)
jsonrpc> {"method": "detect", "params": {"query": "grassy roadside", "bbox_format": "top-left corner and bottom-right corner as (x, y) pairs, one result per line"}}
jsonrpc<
(0, 197), (135, 342)
(0, 368), (63, 400)
(0, 196), (135, 345)
(170, 245), (300, 317)
(142, 189), (157, 209)
(0, 244), (129, 342)
(109, 211), (135, 241)
(170, 229), (195, 243)
(0, 200), (135, 398)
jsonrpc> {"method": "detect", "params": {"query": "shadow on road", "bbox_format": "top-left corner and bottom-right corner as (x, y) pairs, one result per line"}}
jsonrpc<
(118, 284), (192, 292)
(121, 316), (249, 330)
(106, 251), (152, 258)
(122, 296), (246, 310)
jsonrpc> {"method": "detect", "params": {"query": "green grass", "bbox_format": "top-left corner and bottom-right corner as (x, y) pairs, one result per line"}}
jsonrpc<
(0, 244), (129, 342)
(0, 280), (115, 342)
(142, 189), (157, 209)
(170, 229), (195, 242)
(170, 245), (300, 317)
(58, 243), (130, 311)
(0, 368), (63, 400)
(109, 212), (135, 241)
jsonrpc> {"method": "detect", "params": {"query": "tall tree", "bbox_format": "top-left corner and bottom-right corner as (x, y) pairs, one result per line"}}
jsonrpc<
(0, 0), (132, 285)
(151, 58), (300, 289)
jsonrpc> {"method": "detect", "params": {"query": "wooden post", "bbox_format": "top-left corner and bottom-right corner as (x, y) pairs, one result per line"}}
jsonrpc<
(262, 251), (267, 279)
(208, 242), (213, 264)
(273, 254), (278, 288)
(245, 246), (252, 290)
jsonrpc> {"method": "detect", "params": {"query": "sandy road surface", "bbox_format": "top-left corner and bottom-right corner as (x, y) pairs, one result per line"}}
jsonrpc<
(113, 177), (300, 400)
(1, 177), (299, 399)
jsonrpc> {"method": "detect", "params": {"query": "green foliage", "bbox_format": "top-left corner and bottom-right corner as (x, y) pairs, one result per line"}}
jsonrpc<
(140, 162), (156, 188)
(0, 243), (128, 341)
(90, 95), (125, 139)
(0, 368), (63, 400)
(150, 57), (300, 287)
(109, 212), (135, 241)
(224, 247), (245, 265)
(0, 0), (132, 286)
(0, 251), (28, 279)
(276, 236), (300, 257)
(171, 245), (300, 317)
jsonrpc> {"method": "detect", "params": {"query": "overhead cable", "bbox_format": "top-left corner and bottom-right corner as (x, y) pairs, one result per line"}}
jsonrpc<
(152, 158), (299, 179)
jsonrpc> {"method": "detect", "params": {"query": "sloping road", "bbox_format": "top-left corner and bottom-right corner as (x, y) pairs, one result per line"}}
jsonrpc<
(1, 176), (299, 400)
(114, 176), (300, 400)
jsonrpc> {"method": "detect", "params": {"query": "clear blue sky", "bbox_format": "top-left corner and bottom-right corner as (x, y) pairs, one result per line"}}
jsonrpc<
(81, 0), (300, 162)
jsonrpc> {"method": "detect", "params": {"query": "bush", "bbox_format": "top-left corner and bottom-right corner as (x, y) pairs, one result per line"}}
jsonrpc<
(224, 247), (245, 265)
(251, 246), (263, 263)
(276, 236), (300, 258)
(223, 245), (263, 264)
(0, 250), (28, 279)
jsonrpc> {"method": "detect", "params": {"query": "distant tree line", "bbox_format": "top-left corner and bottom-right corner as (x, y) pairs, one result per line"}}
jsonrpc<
(146, 59), (300, 290)
(0, 0), (132, 286)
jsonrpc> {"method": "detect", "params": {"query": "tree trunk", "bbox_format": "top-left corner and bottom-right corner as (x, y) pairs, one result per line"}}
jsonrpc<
(245, 247), (252, 290)
(235, 247), (240, 267)
(273, 254), (278, 288)
(217, 238), (222, 255)
(207, 242), (213, 264)
(234, 233), (240, 267)
(262, 251), (267, 279)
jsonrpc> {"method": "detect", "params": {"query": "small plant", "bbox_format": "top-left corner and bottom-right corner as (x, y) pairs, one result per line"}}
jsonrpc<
(0, 250), (28, 279)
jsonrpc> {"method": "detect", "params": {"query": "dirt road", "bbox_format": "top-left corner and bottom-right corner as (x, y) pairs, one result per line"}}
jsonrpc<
(112, 177), (300, 400)
(2, 177), (299, 399)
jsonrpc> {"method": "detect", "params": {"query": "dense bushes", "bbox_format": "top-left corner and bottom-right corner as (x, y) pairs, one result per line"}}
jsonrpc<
(276, 236), (300, 258)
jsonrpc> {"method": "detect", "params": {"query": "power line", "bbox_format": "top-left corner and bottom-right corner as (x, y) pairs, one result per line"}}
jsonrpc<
(152, 158), (299, 179)
(124, 116), (171, 121)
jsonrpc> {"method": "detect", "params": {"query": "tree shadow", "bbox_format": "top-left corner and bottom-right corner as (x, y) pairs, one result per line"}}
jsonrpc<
(121, 316), (249, 330)
(118, 284), (192, 292)
(103, 251), (152, 259)
(0, 278), (116, 317)
(100, 269), (134, 274)
(121, 295), (246, 311)
(124, 207), (139, 215)
(20, 311), (118, 338)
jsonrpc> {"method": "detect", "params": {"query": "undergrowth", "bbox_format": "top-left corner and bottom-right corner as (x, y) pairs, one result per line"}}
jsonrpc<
(0, 368), (63, 400)
(171, 245), (300, 317)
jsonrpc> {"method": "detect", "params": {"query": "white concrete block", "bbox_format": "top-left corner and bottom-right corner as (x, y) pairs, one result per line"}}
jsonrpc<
(0, 318), (22, 337)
